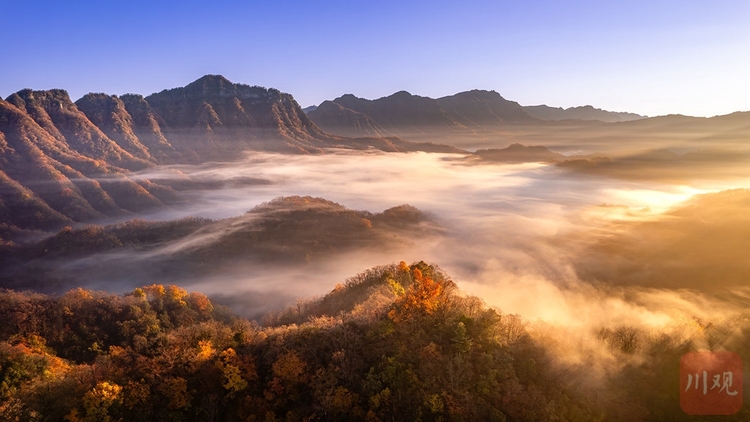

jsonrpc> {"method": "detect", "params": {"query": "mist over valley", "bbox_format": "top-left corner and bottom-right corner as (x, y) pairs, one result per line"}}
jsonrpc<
(2, 75), (750, 420)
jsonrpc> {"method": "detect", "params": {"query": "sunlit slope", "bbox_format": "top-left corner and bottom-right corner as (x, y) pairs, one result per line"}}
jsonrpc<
(3, 261), (750, 421)
(571, 189), (750, 291)
(497, 112), (750, 154)
(0, 76), (462, 235)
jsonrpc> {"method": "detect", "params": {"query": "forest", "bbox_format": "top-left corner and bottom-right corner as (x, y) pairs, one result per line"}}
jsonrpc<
(3, 74), (750, 421)
(2, 261), (749, 421)
(3, 0), (750, 415)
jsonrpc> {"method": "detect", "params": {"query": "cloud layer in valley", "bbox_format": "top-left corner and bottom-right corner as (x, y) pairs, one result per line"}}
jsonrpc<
(111, 149), (750, 329)
(7, 145), (749, 330)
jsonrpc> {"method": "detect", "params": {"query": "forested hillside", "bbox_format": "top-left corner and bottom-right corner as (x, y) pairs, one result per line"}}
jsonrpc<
(0, 196), (439, 294)
(2, 261), (748, 421)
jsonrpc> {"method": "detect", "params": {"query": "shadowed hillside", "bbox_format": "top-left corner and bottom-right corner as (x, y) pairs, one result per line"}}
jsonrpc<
(0, 76), (462, 235)
(0, 197), (441, 294)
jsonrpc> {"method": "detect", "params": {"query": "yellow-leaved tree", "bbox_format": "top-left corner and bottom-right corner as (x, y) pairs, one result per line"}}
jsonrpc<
(388, 268), (445, 323)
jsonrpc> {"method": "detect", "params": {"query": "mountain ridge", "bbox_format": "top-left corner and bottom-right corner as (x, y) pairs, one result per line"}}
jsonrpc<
(524, 104), (645, 122)
(0, 76), (461, 234)
(307, 89), (541, 137)
(306, 89), (651, 138)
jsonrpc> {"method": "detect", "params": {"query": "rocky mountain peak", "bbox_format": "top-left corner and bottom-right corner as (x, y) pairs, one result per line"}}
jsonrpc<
(184, 74), (236, 97)
(448, 89), (505, 101)
(390, 90), (414, 98)
(9, 88), (75, 112)
(154, 75), (279, 103)
(0, 76), (463, 233)
(336, 94), (359, 101)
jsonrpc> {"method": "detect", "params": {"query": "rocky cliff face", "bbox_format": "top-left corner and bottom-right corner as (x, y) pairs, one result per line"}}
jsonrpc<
(118, 94), (182, 162)
(75, 93), (154, 161)
(0, 97), (163, 231)
(6, 89), (151, 170)
(0, 75), (453, 234)
(0, 76), (331, 232)
(307, 101), (392, 138)
(436, 90), (537, 126)
(142, 75), (334, 155)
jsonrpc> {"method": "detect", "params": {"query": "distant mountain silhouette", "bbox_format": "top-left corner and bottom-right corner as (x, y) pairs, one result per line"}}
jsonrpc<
(305, 101), (393, 138)
(0, 76), (460, 233)
(523, 104), (644, 122)
(307, 89), (540, 137)
(306, 90), (655, 138)
(436, 90), (538, 126)
(332, 91), (461, 129)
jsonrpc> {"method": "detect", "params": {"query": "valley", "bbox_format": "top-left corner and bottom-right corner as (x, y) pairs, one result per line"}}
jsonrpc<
(1, 75), (750, 420)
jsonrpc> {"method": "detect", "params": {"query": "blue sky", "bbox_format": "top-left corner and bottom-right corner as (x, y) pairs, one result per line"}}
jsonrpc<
(2, 0), (748, 117)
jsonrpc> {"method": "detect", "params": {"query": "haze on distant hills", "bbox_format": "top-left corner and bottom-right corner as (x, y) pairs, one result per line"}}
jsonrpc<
(2, 74), (750, 419)
(306, 89), (540, 139)
(0, 196), (440, 314)
(0, 75), (460, 235)
(304, 88), (748, 155)
(524, 104), (645, 122)
(3, 75), (750, 304)
(306, 91), (648, 140)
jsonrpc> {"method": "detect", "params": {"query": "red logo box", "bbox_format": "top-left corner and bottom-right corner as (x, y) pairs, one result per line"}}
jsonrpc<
(680, 351), (743, 415)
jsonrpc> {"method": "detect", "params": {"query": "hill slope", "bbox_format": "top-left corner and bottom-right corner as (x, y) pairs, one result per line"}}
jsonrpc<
(0, 262), (601, 421)
(0, 196), (441, 293)
(1, 260), (746, 421)
(0, 76), (459, 234)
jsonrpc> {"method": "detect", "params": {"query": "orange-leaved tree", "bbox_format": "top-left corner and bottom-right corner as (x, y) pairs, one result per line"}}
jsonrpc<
(388, 267), (445, 323)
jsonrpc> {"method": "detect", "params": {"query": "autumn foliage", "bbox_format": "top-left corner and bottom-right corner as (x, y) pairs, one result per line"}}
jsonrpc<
(3, 261), (744, 421)
(388, 265), (448, 323)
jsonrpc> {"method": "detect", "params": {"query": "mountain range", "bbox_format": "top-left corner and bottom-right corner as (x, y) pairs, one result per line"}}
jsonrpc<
(306, 89), (541, 138)
(523, 104), (644, 122)
(4, 74), (743, 236)
(0, 75), (458, 234)
(305, 90), (647, 138)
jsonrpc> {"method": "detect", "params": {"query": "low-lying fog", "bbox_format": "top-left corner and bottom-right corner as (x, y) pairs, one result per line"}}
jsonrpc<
(121, 148), (750, 329)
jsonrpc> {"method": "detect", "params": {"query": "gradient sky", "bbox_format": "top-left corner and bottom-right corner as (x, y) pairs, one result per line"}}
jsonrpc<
(2, 0), (748, 117)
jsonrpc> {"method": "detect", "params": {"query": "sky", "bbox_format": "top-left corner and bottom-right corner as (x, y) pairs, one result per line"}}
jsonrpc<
(1, 0), (749, 117)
